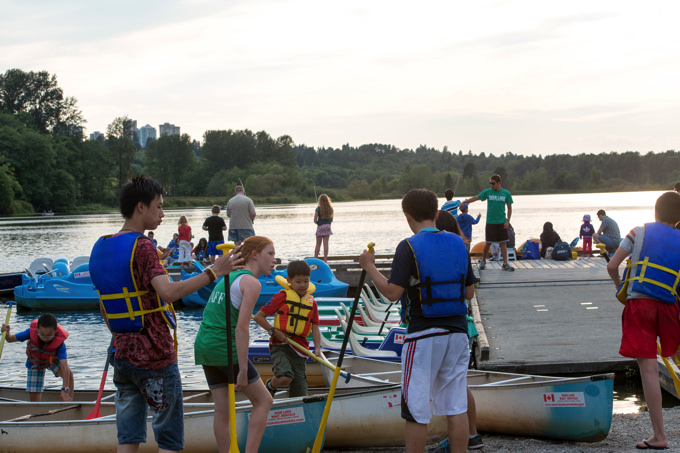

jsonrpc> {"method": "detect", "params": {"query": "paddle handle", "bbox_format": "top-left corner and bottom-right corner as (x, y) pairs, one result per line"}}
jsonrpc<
(0, 302), (15, 360)
(216, 243), (236, 253)
(285, 337), (351, 384)
(225, 273), (240, 452)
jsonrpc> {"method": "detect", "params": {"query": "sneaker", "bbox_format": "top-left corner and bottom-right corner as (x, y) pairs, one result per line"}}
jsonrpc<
(502, 263), (514, 272)
(468, 434), (484, 450)
(265, 379), (277, 398)
(478, 260), (486, 270)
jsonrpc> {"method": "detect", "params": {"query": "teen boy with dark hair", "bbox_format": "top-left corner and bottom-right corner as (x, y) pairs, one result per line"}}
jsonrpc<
(202, 204), (228, 264)
(359, 188), (476, 453)
(89, 174), (243, 453)
(607, 191), (680, 450)
(1, 312), (74, 402)
(254, 260), (321, 397)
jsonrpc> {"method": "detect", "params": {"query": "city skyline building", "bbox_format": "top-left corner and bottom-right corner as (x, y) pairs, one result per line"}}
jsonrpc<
(138, 124), (157, 148)
(159, 122), (180, 137)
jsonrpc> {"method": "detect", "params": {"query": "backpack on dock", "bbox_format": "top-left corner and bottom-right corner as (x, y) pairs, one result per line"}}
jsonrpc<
(553, 241), (571, 260)
(523, 241), (540, 260)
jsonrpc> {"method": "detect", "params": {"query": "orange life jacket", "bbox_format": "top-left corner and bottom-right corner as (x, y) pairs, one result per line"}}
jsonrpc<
(26, 319), (68, 370)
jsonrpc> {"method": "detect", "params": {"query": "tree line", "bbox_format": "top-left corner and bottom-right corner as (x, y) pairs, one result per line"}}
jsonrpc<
(1, 68), (679, 215)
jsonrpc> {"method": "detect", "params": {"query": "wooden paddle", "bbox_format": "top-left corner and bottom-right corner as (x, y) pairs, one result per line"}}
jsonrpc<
(86, 336), (115, 420)
(225, 273), (239, 453)
(312, 242), (374, 453)
(0, 301), (15, 360)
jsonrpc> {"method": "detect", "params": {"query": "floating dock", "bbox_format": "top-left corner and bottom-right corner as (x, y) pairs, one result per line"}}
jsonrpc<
(470, 257), (634, 375)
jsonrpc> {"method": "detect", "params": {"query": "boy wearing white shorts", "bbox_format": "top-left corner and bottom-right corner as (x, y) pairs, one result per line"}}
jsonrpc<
(360, 188), (476, 453)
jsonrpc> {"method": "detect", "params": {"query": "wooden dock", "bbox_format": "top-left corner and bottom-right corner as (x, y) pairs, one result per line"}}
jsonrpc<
(470, 257), (634, 374)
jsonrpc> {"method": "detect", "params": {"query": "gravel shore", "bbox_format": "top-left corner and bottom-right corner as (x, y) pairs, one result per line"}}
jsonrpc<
(327, 408), (680, 452)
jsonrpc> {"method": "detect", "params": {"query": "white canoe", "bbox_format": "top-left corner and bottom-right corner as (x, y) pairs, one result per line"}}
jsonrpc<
(321, 353), (614, 442)
(0, 384), (445, 451)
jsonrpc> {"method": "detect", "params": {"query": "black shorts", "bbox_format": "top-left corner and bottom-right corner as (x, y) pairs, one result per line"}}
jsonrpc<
(202, 360), (260, 389)
(485, 223), (508, 243)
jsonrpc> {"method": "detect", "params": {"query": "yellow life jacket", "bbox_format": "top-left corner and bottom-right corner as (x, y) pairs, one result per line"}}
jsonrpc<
(273, 275), (316, 337)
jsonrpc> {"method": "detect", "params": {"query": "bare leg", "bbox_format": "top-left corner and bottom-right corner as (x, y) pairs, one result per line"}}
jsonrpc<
(210, 387), (231, 453)
(322, 236), (330, 262)
(637, 357), (668, 448)
(242, 380), (274, 453)
(448, 412), (469, 453)
(404, 420), (428, 453)
(210, 255), (216, 265)
(500, 242), (508, 265)
(117, 445), (140, 453)
(29, 391), (41, 402)
(314, 236), (322, 258)
(481, 243), (491, 262)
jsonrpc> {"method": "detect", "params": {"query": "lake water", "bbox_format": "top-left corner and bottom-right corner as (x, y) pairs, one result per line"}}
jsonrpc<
(0, 190), (668, 412)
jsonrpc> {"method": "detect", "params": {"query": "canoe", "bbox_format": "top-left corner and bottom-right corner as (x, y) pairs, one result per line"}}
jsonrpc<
(658, 355), (680, 400)
(319, 353), (614, 442)
(178, 258), (349, 308)
(13, 261), (99, 310)
(0, 384), (448, 450)
(0, 271), (22, 297)
(0, 391), (327, 452)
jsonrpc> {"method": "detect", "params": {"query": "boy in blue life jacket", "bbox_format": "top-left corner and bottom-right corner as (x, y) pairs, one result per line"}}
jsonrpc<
(607, 191), (680, 451)
(89, 174), (243, 453)
(1, 312), (74, 402)
(359, 188), (476, 453)
(254, 260), (321, 397)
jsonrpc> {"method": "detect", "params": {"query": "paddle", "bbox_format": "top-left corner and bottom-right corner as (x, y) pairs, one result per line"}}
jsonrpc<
(311, 242), (374, 453)
(225, 272), (239, 453)
(0, 301), (15, 360)
(657, 342), (680, 397)
(86, 336), (115, 420)
(250, 314), (351, 383)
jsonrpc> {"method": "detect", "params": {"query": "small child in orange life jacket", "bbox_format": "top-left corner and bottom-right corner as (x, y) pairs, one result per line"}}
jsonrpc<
(254, 260), (321, 397)
(1, 312), (74, 401)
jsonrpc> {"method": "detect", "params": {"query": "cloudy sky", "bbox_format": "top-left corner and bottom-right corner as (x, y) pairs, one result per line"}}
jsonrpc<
(2, 0), (679, 156)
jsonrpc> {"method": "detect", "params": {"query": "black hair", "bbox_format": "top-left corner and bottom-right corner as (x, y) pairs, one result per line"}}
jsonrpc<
(543, 222), (554, 232)
(655, 192), (680, 225)
(597, 209), (606, 217)
(37, 313), (57, 329)
(287, 260), (311, 279)
(674, 182), (680, 192)
(118, 174), (166, 219)
(402, 189), (438, 222)
(444, 189), (454, 200)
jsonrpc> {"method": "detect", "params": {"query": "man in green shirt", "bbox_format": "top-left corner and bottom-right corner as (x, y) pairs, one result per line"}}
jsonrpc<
(462, 174), (514, 271)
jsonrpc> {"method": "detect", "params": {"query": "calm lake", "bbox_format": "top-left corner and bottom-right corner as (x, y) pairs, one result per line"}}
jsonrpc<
(0, 190), (669, 412)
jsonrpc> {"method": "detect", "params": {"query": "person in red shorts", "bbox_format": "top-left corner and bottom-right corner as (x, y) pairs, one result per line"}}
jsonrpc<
(607, 191), (680, 451)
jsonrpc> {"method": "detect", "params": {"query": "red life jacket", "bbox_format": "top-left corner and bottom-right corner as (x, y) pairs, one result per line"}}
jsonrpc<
(26, 319), (69, 370)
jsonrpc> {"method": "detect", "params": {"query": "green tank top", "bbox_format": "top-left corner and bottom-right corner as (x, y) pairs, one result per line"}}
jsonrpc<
(194, 269), (253, 366)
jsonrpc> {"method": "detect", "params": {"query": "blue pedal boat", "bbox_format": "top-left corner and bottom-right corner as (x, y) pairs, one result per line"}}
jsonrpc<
(13, 258), (99, 310)
(178, 258), (349, 309)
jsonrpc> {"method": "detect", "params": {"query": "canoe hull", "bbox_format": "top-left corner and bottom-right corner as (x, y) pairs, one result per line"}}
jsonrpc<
(0, 397), (326, 453)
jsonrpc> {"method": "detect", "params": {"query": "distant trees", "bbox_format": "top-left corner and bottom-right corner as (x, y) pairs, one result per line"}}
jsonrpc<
(106, 116), (137, 188)
(0, 69), (84, 134)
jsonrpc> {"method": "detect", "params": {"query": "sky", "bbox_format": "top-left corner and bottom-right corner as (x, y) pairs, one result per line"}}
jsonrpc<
(2, 0), (680, 156)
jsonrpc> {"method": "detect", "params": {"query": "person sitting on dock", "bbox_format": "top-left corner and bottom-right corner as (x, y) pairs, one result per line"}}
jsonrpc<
(593, 209), (621, 254)
(539, 222), (561, 259)
(462, 174), (514, 271)
(1, 313), (74, 402)
(359, 188), (476, 453)
(254, 260), (321, 398)
(606, 191), (680, 451)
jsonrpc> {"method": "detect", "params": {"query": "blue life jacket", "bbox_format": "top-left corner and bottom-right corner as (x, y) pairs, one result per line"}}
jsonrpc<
(90, 232), (177, 335)
(405, 229), (468, 318)
(620, 222), (680, 305)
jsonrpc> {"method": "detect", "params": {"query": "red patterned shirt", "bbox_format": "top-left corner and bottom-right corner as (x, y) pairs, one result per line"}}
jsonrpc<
(113, 236), (176, 369)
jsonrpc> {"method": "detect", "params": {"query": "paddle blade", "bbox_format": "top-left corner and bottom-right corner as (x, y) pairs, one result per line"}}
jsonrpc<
(228, 383), (239, 452)
(85, 369), (107, 420)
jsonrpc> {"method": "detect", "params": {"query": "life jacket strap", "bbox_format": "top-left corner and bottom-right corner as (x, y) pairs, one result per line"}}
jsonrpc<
(627, 257), (680, 297)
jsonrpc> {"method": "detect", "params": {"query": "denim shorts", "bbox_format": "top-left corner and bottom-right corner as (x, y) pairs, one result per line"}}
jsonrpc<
(113, 358), (184, 451)
(228, 229), (255, 243)
(26, 360), (60, 393)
